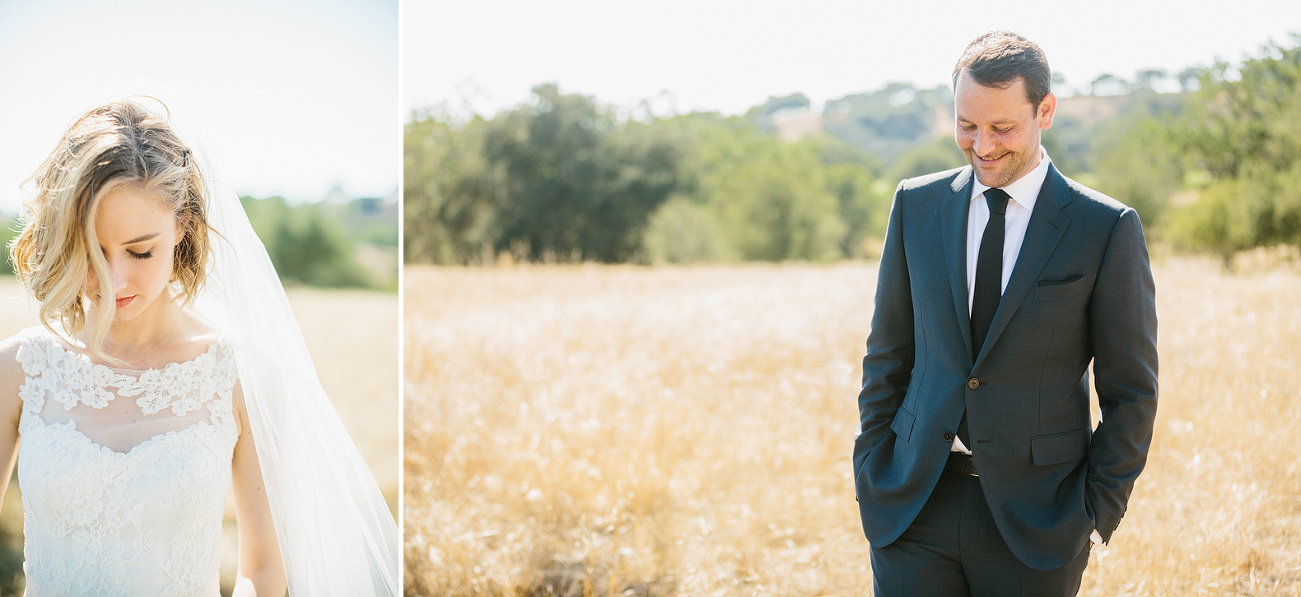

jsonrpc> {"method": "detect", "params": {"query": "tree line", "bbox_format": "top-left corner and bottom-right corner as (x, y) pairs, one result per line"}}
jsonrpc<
(408, 37), (1301, 268)
(406, 83), (891, 265)
(1089, 37), (1301, 264)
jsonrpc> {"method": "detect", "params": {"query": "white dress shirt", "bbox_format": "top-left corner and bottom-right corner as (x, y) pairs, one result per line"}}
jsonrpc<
(954, 146), (1053, 456)
(965, 147), (1051, 314)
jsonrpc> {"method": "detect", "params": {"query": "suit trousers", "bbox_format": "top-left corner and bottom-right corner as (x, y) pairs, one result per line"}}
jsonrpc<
(870, 467), (1090, 597)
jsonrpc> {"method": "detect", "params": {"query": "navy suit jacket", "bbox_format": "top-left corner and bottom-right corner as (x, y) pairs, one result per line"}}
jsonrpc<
(853, 163), (1158, 571)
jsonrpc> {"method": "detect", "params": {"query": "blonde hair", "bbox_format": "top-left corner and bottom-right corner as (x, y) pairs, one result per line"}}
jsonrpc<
(9, 99), (210, 356)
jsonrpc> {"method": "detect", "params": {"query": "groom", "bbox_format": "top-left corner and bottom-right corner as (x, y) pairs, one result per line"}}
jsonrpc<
(852, 31), (1158, 595)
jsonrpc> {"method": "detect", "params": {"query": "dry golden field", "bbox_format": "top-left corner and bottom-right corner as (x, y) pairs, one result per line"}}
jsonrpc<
(0, 277), (398, 595)
(404, 256), (1301, 596)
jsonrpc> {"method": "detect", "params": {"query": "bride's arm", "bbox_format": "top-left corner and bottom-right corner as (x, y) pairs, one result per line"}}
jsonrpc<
(0, 336), (24, 512)
(231, 381), (288, 597)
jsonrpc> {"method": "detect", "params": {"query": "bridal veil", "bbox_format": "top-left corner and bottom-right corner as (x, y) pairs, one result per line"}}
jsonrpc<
(195, 158), (399, 595)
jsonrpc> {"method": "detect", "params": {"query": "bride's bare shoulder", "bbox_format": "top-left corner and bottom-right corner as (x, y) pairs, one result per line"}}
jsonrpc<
(175, 307), (225, 357)
(0, 332), (22, 354)
(0, 333), (27, 416)
(0, 331), (20, 358)
(0, 331), (30, 370)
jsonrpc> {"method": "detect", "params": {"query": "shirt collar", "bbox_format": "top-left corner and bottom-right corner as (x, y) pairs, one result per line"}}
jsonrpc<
(970, 146), (1052, 211)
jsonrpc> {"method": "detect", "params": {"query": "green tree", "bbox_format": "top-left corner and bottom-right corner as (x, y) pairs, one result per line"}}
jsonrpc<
(408, 86), (896, 265)
(1134, 68), (1168, 91)
(1162, 38), (1301, 261)
(1175, 67), (1204, 92)
(825, 162), (888, 258)
(280, 203), (369, 287)
(484, 84), (679, 262)
(655, 113), (857, 262)
(1090, 118), (1182, 232)
(1090, 73), (1131, 96)
(241, 196), (370, 287)
(1088, 91), (1188, 230)
(643, 195), (736, 263)
(404, 114), (502, 264)
(714, 160), (845, 261)
(887, 135), (966, 182)
(1, 213), (17, 275)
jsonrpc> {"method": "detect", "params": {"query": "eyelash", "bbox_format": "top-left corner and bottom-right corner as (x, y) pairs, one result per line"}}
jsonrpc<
(961, 125), (1012, 133)
(128, 250), (153, 260)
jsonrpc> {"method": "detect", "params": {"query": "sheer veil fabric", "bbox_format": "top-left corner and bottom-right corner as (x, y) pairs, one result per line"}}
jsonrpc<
(194, 165), (399, 595)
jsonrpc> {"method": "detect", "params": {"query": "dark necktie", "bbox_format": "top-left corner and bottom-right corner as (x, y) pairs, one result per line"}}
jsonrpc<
(971, 187), (1010, 359)
(959, 187), (1009, 448)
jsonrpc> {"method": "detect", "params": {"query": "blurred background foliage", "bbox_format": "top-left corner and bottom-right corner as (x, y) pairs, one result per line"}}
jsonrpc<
(0, 217), (15, 275)
(407, 37), (1301, 268)
(2, 196), (397, 289)
(240, 195), (398, 289)
(406, 83), (889, 265)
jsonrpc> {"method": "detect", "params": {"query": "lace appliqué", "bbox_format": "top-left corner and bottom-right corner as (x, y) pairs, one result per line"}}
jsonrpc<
(15, 328), (239, 597)
(16, 334), (230, 416)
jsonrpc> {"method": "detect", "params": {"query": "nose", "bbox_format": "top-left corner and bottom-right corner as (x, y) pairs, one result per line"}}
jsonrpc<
(973, 130), (995, 157)
(107, 259), (128, 295)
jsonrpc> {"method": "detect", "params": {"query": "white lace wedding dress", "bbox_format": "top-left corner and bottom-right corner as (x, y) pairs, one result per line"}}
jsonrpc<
(13, 327), (239, 597)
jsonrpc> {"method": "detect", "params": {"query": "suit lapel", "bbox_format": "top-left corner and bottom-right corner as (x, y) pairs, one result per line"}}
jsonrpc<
(941, 167), (975, 365)
(974, 164), (1074, 366)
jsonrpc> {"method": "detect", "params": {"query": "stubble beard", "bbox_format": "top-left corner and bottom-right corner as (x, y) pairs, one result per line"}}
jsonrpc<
(967, 144), (1034, 189)
(969, 118), (1044, 188)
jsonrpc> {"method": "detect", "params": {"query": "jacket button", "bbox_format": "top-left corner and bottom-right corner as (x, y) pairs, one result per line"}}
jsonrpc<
(943, 432), (954, 441)
(968, 377), (980, 389)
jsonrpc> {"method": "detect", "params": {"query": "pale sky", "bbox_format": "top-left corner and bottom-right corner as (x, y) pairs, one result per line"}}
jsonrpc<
(405, 0), (1300, 120)
(0, 0), (397, 213)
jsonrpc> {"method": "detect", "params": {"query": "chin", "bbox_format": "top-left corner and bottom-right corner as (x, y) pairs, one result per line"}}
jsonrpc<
(110, 307), (139, 323)
(977, 171), (1009, 188)
(968, 164), (1003, 187)
(971, 158), (1023, 188)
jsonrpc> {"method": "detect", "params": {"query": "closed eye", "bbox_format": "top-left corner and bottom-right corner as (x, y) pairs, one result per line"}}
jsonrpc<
(128, 250), (153, 260)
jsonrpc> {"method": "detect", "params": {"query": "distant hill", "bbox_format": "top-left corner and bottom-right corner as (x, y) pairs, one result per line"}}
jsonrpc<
(324, 196), (400, 248)
(747, 83), (1183, 176)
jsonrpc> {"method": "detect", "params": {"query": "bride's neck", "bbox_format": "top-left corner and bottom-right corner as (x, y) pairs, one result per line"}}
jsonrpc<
(90, 295), (186, 356)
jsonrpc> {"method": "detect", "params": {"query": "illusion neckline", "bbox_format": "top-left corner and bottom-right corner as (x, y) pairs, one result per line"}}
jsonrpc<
(41, 416), (226, 458)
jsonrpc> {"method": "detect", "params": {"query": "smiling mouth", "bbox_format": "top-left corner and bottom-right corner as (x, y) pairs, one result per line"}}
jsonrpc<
(975, 153), (1006, 165)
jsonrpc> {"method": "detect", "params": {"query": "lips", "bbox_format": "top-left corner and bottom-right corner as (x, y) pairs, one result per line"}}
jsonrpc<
(115, 296), (135, 309)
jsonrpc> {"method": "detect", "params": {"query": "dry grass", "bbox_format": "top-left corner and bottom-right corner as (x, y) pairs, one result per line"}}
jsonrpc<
(0, 277), (398, 595)
(403, 256), (1301, 596)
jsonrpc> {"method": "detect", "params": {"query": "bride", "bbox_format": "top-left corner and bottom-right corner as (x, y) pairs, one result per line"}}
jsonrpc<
(0, 99), (398, 596)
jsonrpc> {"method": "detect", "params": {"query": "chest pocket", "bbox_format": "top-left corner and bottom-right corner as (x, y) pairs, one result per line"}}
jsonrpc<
(1034, 274), (1091, 303)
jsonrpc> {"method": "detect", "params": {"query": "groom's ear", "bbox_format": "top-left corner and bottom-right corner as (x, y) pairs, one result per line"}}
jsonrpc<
(1037, 92), (1057, 130)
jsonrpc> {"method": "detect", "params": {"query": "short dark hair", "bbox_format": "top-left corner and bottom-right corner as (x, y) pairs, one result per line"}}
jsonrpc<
(952, 31), (1051, 108)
